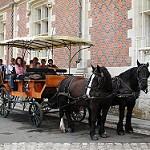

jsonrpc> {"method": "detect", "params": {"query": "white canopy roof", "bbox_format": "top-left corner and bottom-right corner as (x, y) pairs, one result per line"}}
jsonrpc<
(0, 36), (95, 50)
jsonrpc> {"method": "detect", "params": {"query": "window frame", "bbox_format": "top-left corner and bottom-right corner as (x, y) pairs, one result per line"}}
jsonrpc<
(28, 0), (53, 62)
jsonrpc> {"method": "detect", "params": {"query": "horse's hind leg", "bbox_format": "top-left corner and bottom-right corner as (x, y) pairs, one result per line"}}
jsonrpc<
(59, 109), (66, 133)
(65, 106), (74, 132)
(125, 101), (135, 133)
(59, 96), (67, 133)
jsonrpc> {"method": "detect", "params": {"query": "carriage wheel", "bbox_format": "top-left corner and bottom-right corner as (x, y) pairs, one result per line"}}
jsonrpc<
(72, 106), (86, 122)
(28, 102), (43, 127)
(0, 87), (10, 118)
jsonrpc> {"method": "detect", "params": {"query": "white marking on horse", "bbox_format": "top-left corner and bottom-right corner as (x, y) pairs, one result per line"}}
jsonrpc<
(86, 74), (95, 98)
(59, 117), (66, 133)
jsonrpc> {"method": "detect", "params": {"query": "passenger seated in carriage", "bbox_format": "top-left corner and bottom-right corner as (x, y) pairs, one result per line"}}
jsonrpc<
(41, 59), (47, 69)
(36, 62), (41, 68)
(27, 62), (45, 80)
(0, 59), (6, 79)
(47, 59), (58, 71)
(15, 57), (27, 80)
(33, 57), (39, 68)
(36, 62), (45, 79)
(7, 58), (16, 91)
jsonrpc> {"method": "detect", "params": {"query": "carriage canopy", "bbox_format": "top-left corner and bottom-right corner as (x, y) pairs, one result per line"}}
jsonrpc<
(0, 36), (95, 50)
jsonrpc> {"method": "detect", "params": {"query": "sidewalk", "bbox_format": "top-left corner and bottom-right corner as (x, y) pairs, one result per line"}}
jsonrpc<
(105, 114), (150, 136)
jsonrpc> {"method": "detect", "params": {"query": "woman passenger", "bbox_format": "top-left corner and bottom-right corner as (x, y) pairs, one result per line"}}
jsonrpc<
(15, 57), (27, 80)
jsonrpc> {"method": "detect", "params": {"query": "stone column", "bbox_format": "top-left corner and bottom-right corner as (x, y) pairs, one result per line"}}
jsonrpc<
(76, 0), (91, 76)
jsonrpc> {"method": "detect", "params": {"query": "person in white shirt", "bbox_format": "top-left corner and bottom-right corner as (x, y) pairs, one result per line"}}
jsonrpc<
(7, 58), (16, 91)
(7, 58), (15, 74)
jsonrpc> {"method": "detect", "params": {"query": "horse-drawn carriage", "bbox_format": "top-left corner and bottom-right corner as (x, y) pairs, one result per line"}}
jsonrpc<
(0, 35), (94, 127)
(0, 36), (149, 140)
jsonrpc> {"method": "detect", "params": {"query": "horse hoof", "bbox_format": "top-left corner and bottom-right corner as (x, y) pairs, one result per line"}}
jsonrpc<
(91, 135), (99, 141)
(126, 130), (133, 133)
(100, 132), (107, 138)
(117, 131), (125, 136)
(60, 126), (66, 133)
(67, 128), (74, 133)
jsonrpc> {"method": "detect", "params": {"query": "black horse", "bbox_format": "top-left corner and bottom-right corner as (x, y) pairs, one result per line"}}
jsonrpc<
(58, 65), (113, 140)
(111, 60), (149, 135)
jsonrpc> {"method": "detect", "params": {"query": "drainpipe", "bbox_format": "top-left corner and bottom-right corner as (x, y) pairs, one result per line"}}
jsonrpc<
(76, 0), (82, 64)
(10, 1), (14, 64)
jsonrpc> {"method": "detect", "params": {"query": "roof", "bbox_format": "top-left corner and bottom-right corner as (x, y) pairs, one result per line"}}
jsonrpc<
(0, 36), (95, 50)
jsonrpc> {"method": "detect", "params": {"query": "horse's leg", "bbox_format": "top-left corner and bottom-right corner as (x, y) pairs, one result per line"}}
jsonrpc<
(117, 103), (126, 135)
(125, 100), (135, 133)
(59, 96), (67, 133)
(97, 108), (101, 128)
(90, 101), (99, 140)
(65, 105), (74, 133)
(59, 109), (66, 132)
(88, 107), (91, 127)
(99, 107), (109, 138)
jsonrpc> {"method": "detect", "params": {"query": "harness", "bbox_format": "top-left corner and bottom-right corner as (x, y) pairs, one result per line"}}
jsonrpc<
(57, 76), (90, 109)
(112, 77), (138, 99)
(113, 64), (148, 99)
(57, 72), (114, 109)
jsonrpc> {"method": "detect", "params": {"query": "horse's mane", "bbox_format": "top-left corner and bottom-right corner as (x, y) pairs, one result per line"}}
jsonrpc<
(101, 66), (112, 80)
(101, 66), (113, 92)
(118, 67), (137, 82)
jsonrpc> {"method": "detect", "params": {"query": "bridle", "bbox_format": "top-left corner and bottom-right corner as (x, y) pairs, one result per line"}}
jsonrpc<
(88, 71), (105, 90)
(136, 65), (149, 93)
(86, 70), (106, 99)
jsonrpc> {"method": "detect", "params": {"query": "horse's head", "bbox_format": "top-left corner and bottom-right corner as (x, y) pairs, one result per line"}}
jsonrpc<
(86, 65), (112, 98)
(137, 60), (149, 93)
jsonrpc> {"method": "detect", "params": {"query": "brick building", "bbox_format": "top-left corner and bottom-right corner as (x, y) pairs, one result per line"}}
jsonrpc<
(0, 0), (150, 119)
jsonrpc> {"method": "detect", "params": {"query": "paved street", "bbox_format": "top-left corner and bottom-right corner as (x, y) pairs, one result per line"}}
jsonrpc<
(0, 108), (149, 149)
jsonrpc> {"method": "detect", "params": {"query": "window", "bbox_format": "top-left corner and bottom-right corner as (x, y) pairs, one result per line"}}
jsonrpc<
(134, 0), (150, 63)
(33, 5), (49, 36)
(28, 1), (53, 62)
(0, 14), (5, 62)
